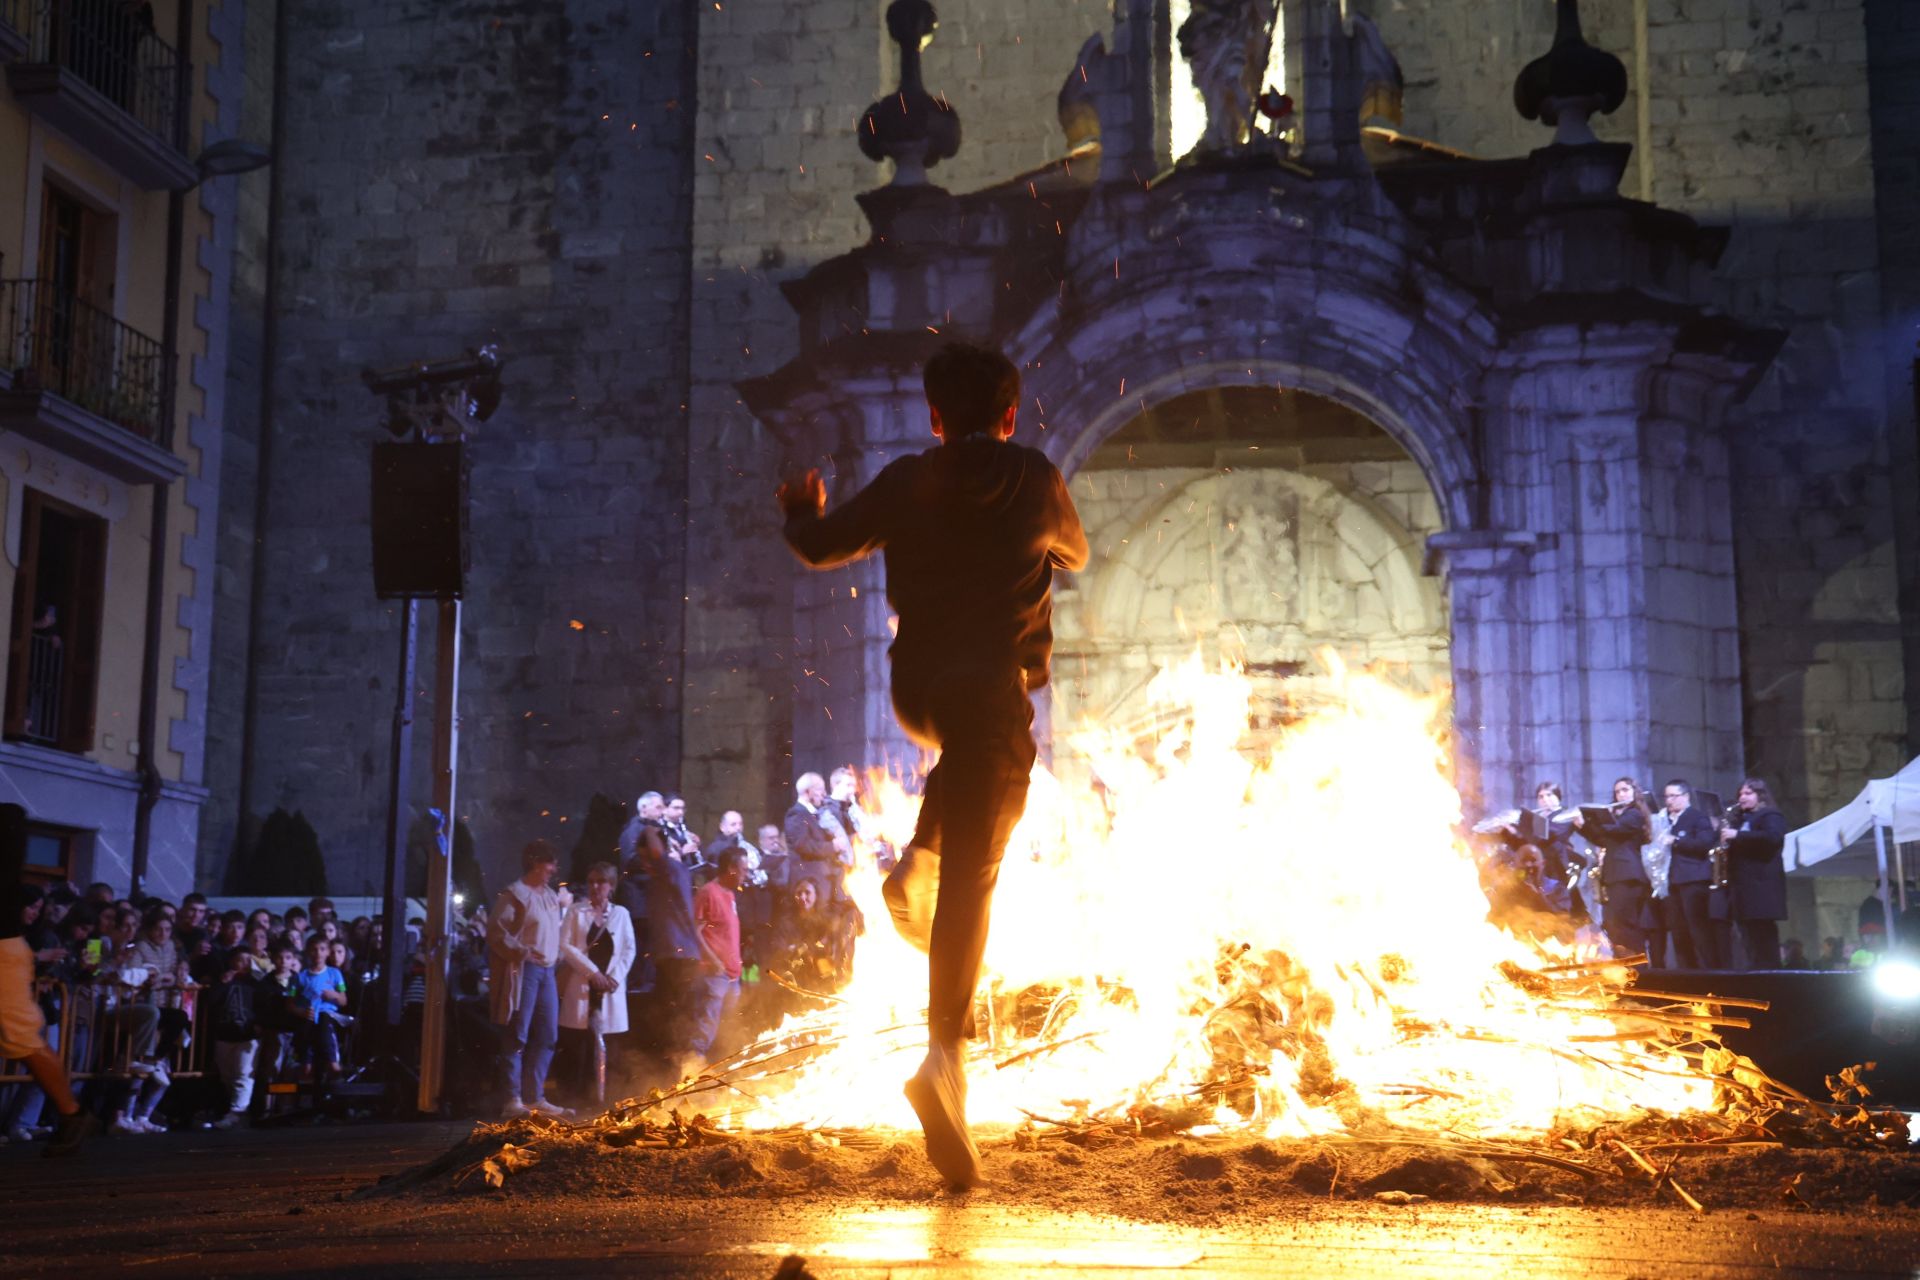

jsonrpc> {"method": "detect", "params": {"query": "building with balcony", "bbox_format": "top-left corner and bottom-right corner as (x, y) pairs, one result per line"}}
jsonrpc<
(0, 0), (254, 898)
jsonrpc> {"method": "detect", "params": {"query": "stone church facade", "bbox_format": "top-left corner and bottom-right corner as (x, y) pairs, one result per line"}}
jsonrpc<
(198, 0), (1917, 899)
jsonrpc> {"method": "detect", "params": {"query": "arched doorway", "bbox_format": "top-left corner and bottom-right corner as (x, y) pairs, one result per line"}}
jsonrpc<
(1049, 385), (1449, 762)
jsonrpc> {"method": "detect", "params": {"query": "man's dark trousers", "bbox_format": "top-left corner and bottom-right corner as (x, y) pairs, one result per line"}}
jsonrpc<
(883, 661), (1035, 1045)
(1602, 879), (1650, 960)
(1668, 877), (1720, 968)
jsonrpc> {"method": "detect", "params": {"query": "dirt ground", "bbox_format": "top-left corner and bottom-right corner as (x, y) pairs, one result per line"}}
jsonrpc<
(6, 1120), (1920, 1278)
(368, 1114), (1920, 1220)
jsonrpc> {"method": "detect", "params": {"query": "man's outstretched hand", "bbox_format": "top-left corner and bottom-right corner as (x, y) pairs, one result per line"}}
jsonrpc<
(776, 468), (826, 521)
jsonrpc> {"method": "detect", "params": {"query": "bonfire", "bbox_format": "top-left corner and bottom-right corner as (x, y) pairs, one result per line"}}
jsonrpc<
(389, 656), (1911, 1210)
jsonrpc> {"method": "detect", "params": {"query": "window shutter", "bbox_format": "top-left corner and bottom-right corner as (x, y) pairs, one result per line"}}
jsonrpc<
(60, 505), (109, 755)
(3, 491), (44, 739)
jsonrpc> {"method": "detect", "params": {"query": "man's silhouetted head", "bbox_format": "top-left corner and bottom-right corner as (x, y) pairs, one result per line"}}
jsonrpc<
(924, 343), (1019, 441)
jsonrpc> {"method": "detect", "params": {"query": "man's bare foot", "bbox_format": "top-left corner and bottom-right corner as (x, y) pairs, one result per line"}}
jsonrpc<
(905, 1042), (980, 1190)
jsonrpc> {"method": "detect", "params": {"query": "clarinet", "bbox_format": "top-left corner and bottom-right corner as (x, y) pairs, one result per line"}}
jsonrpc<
(1708, 803), (1740, 891)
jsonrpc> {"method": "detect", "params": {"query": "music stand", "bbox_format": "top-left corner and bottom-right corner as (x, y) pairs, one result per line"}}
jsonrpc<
(1694, 790), (1723, 821)
(1578, 805), (1615, 831)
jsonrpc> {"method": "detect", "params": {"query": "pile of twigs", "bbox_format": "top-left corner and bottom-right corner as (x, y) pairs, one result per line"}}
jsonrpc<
(386, 954), (1912, 1209)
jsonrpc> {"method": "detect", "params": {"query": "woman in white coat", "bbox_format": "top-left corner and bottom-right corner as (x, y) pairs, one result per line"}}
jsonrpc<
(557, 862), (636, 1107)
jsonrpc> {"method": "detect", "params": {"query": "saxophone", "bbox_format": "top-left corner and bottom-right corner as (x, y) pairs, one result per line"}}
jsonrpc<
(1708, 803), (1740, 891)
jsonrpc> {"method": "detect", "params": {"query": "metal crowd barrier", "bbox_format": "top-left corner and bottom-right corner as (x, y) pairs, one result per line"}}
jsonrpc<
(0, 979), (209, 1084)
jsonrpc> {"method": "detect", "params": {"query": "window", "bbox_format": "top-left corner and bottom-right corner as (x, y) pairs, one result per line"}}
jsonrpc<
(22, 180), (123, 416)
(4, 488), (107, 753)
(23, 822), (80, 884)
(40, 180), (116, 315)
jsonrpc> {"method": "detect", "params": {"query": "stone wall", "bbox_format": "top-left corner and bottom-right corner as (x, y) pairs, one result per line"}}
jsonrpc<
(214, 0), (1918, 889)
(1636, 0), (1907, 821)
(676, 0), (1117, 835)
(221, 0), (699, 892)
(200, 0), (279, 883)
(1863, 0), (1920, 770)
(1358, 0), (1561, 161)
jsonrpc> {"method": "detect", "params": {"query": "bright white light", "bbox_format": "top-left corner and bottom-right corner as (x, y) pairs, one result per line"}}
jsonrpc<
(1168, 0), (1287, 161)
(1872, 959), (1920, 1002)
(453, 893), (466, 907)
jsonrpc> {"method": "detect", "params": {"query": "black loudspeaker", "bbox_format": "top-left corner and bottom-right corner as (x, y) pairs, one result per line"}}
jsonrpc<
(371, 441), (468, 598)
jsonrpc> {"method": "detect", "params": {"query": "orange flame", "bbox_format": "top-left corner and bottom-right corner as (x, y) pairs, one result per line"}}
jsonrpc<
(723, 654), (1713, 1137)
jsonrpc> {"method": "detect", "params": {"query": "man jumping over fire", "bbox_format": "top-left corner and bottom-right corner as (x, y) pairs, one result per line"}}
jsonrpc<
(778, 342), (1088, 1188)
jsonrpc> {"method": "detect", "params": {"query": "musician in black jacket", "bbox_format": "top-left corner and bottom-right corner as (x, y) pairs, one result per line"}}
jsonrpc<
(1720, 777), (1788, 969)
(1656, 779), (1722, 967)
(1533, 782), (1592, 920)
(1573, 777), (1653, 960)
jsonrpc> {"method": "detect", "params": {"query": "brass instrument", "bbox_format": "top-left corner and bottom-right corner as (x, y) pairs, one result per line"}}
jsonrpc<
(1579, 799), (1632, 906)
(1708, 802), (1740, 891)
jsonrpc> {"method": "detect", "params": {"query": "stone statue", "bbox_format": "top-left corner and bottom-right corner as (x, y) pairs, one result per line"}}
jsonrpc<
(1176, 0), (1278, 154)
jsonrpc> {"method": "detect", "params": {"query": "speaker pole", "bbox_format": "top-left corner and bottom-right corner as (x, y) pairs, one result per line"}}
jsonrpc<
(380, 599), (418, 1031)
(361, 342), (496, 1117)
(417, 595), (462, 1113)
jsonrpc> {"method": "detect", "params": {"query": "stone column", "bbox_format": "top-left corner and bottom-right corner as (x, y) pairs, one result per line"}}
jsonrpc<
(1639, 363), (1745, 786)
(789, 373), (929, 782)
(1294, 0), (1363, 171)
(1482, 344), (1655, 805)
(1425, 530), (1541, 817)
(1092, 0), (1161, 184)
(1475, 334), (1746, 808)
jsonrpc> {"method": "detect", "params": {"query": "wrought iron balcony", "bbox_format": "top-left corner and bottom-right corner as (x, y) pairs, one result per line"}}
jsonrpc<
(4, 0), (196, 190)
(0, 278), (185, 484)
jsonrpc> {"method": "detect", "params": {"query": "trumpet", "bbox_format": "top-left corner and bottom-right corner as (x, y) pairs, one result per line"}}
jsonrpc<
(1708, 802), (1740, 891)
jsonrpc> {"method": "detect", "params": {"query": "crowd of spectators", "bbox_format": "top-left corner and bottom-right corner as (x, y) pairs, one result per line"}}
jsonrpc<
(11, 759), (1916, 1141)
(474, 769), (887, 1117)
(1, 883), (393, 1143)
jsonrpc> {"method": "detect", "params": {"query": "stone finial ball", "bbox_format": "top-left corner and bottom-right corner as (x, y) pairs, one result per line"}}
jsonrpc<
(885, 0), (938, 51)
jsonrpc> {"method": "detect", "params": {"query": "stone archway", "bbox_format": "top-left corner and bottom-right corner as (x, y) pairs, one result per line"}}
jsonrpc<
(1049, 385), (1449, 769)
(742, 153), (1773, 816)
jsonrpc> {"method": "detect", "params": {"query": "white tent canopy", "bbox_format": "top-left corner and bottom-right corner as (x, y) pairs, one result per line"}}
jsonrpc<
(1783, 754), (1920, 875)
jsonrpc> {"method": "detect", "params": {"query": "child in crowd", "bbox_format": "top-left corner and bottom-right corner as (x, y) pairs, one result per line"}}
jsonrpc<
(327, 938), (353, 987)
(211, 911), (247, 966)
(241, 924), (273, 978)
(207, 945), (262, 1128)
(260, 941), (302, 1079)
(288, 936), (348, 1077)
